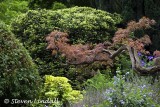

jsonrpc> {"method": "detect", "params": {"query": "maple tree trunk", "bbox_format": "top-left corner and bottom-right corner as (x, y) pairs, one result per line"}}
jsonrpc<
(107, 45), (160, 75)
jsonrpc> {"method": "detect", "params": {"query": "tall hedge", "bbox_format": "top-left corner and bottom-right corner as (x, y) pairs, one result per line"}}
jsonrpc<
(0, 22), (41, 106)
(11, 7), (121, 88)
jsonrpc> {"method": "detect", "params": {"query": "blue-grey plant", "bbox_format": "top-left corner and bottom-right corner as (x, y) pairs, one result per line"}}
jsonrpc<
(99, 69), (159, 107)
(73, 68), (160, 107)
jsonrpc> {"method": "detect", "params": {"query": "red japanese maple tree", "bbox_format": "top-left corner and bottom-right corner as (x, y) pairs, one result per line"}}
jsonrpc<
(46, 17), (160, 75)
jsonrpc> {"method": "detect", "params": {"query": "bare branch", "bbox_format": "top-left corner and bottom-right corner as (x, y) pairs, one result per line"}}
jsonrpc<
(128, 47), (160, 75)
(127, 46), (136, 69)
(134, 65), (160, 75)
(110, 45), (127, 59)
(102, 49), (113, 55)
(133, 48), (141, 66)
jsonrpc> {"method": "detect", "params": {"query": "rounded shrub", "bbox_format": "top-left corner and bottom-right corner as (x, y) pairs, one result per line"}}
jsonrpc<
(11, 7), (122, 88)
(52, 2), (67, 10)
(32, 75), (83, 107)
(0, 22), (41, 106)
(12, 6), (122, 44)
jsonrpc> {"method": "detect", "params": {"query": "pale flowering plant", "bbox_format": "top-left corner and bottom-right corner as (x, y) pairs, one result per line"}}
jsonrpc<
(96, 69), (159, 107)
(72, 69), (160, 107)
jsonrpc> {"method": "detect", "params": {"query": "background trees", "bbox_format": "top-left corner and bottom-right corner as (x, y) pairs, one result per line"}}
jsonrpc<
(28, 0), (160, 51)
(28, 0), (160, 23)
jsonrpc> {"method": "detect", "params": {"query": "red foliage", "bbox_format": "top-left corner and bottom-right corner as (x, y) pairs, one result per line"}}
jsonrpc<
(46, 31), (112, 65)
(113, 17), (155, 53)
(46, 17), (156, 66)
(153, 50), (160, 57)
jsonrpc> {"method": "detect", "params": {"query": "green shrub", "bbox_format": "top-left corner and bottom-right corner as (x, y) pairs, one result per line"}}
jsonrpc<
(71, 72), (110, 107)
(85, 71), (110, 90)
(12, 7), (122, 44)
(0, 0), (29, 24)
(11, 7), (122, 86)
(0, 22), (41, 106)
(52, 2), (67, 10)
(114, 54), (132, 75)
(32, 75), (83, 107)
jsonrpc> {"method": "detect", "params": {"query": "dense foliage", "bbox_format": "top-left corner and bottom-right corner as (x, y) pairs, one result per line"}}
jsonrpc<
(32, 75), (83, 107)
(52, 2), (67, 10)
(29, 0), (68, 9)
(11, 7), (121, 84)
(28, 0), (160, 23)
(28, 0), (160, 51)
(46, 17), (160, 75)
(0, 0), (29, 24)
(12, 7), (121, 44)
(46, 31), (112, 65)
(0, 22), (41, 106)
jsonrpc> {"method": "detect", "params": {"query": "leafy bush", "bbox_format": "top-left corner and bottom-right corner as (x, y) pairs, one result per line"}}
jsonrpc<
(11, 7), (122, 87)
(114, 54), (132, 75)
(52, 2), (67, 10)
(72, 72), (110, 107)
(12, 7), (121, 44)
(0, 22), (41, 106)
(85, 71), (110, 90)
(32, 75), (83, 107)
(28, 0), (63, 9)
(0, 0), (29, 24)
